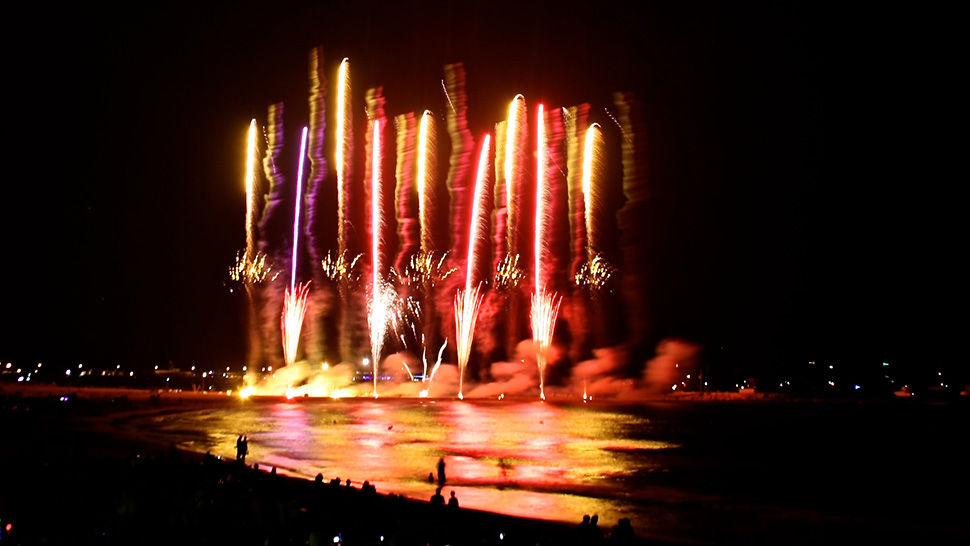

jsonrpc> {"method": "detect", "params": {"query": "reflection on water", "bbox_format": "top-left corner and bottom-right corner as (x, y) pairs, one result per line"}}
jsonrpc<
(130, 398), (678, 525)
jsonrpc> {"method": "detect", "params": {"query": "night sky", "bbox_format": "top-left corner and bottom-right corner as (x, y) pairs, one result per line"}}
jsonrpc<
(4, 2), (949, 386)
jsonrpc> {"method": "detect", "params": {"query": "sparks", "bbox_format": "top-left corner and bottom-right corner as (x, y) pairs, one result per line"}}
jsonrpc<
(322, 250), (363, 285)
(530, 288), (562, 401)
(454, 133), (493, 399)
(368, 116), (387, 398)
(281, 282), (311, 365)
(574, 254), (617, 291)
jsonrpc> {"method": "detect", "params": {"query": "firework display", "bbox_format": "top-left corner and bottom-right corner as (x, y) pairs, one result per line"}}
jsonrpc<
(236, 53), (641, 399)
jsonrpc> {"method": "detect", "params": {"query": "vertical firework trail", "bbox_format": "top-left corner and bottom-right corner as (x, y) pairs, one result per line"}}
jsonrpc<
(245, 119), (258, 258)
(504, 95), (527, 260)
(394, 113), (418, 273)
(282, 127), (310, 366)
(258, 103), (287, 372)
(367, 118), (390, 398)
(336, 58), (356, 363)
(242, 119), (262, 369)
(455, 134), (492, 399)
(444, 63), (474, 262)
(531, 105), (562, 400)
(614, 92), (651, 360)
(417, 110), (437, 255)
(583, 123), (604, 263)
(304, 45), (330, 365)
(336, 58), (353, 257)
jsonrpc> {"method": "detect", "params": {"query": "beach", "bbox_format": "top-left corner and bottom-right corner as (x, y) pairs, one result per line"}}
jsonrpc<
(2, 384), (968, 545)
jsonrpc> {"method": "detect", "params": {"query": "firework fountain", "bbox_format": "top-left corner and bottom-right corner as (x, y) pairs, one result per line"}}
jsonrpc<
(366, 111), (391, 398)
(235, 50), (648, 400)
(281, 128), (311, 367)
(531, 104), (563, 400)
(454, 134), (492, 399)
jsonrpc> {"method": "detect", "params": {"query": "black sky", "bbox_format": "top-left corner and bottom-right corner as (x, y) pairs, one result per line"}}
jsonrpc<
(3, 1), (948, 384)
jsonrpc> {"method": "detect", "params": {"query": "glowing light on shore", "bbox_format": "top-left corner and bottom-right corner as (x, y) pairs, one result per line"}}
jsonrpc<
(454, 134), (492, 399)
(239, 386), (256, 399)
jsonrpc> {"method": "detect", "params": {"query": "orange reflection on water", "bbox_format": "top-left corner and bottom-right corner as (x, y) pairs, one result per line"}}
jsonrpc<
(126, 399), (676, 526)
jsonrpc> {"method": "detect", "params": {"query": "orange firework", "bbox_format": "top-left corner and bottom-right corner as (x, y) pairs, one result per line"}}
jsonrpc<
(582, 123), (604, 263)
(336, 58), (353, 257)
(455, 133), (492, 399)
(245, 119), (258, 258)
(368, 118), (389, 398)
(504, 95), (527, 257)
(417, 110), (437, 254)
(531, 105), (562, 400)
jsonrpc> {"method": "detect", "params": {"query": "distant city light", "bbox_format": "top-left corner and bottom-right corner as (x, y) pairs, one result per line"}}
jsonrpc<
(854, 385), (860, 390)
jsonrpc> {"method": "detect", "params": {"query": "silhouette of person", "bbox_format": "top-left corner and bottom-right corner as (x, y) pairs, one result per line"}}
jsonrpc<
(437, 457), (446, 485)
(430, 487), (445, 506)
(589, 514), (604, 543)
(610, 518), (635, 544)
(447, 490), (459, 509)
(236, 435), (246, 461)
(428, 472), (435, 483)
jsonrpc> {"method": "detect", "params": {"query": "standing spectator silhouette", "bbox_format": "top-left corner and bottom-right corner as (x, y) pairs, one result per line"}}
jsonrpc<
(430, 487), (445, 506)
(436, 457), (446, 485)
(236, 435), (249, 462)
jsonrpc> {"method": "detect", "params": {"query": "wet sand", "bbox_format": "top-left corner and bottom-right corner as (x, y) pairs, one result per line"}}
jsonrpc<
(3, 384), (968, 545)
(0, 385), (652, 545)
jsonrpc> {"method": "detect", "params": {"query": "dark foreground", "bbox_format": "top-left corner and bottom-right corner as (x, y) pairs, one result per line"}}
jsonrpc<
(0, 390), (645, 546)
(3, 386), (969, 545)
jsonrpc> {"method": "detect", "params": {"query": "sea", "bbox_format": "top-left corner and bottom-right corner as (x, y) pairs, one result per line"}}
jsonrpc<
(114, 396), (968, 544)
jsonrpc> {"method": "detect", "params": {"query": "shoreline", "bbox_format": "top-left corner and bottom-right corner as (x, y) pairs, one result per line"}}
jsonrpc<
(4, 384), (968, 545)
(1, 385), (660, 545)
